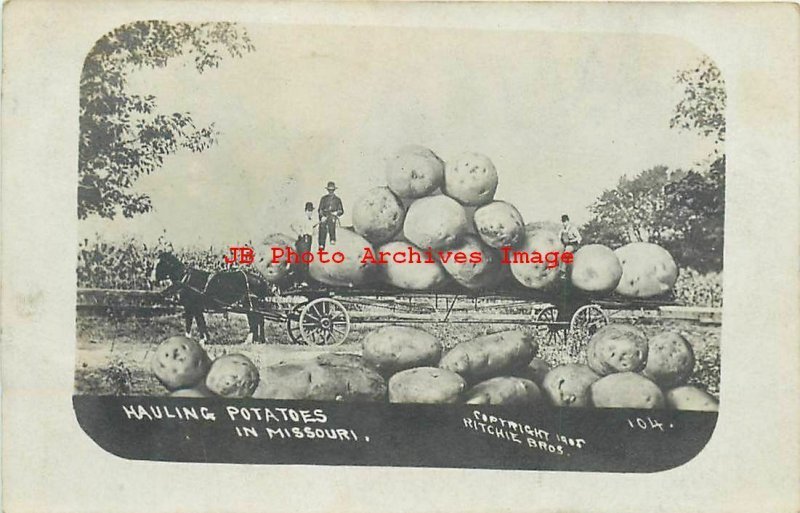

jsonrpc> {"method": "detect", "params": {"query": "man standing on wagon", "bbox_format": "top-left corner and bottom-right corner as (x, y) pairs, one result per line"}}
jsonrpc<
(318, 181), (344, 249)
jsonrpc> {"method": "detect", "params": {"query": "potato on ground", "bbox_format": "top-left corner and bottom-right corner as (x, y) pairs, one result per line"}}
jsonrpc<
(444, 152), (498, 206)
(361, 325), (442, 376)
(403, 195), (469, 250)
(254, 233), (295, 283)
(614, 242), (679, 298)
(512, 357), (551, 385)
(388, 367), (466, 403)
(541, 364), (600, 407)
(205, 354), (260, 398)
(309, 229), (377, 287)
(440, 234), (503, 290)
(586, 324), (649, 375)
(473, 201), (525, 248)
(664, 385), (719, 411)
(314, 353), (370, 370)
(642, 332), (695, 388)
(590, 372), (665, 409)
(378, 241), (448, 290)
(509, 228), (565, 290)
(151, 335), (211, 391)
(570, 244), (623, 295)
(256, 360), (386, 401)
(352, 187), (406, 245)
(386, 145), (445, 198)
(464, 377), (544, 406)
(439, 330), (536, 383)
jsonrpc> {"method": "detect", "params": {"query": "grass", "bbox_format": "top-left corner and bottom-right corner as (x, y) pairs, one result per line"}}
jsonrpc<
(75, 310), (720, 398)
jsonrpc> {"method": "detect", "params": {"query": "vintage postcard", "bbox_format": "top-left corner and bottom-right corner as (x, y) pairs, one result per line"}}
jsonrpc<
(2, 1), (798, 512)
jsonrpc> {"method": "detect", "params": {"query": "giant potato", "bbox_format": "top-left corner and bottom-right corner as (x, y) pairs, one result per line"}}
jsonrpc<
(664, 385), (719, 411)
(362, 326), (442, 376)
(256, 360), (386, 401)
(151, 336), (211, 391)
(254, 233), (295, 283)
(444, 152), (498, 206)
(378, 241), (448, 290)
(590, 372), (665, 409)
(614, 242), (679, 298)
(473, 201), (525, 248)
(403, 195), (469, 250)
(642, 332), (695, 388)
(541, 364), (600, 407)
(386, 145), (445, 198)
(352, 187), (406, 245)
(440, 234), (503, 290)
(512, 357), (551, 385)
(509, 228), (565, 290)
(388, 367), (466, 403)
(464, 377), (544, 406)
(205, 354), (260, 398)
(439, 330), (537, 383)
(309, 229), (376, 287)
(586, 324), (649, 376)
(570, 244), (623, 295)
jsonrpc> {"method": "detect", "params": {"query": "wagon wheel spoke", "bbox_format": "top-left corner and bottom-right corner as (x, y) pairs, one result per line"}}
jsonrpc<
(304, 312), (322, 323)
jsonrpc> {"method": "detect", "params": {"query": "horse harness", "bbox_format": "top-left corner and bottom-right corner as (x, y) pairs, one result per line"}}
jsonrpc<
(175, 267), (257, 311)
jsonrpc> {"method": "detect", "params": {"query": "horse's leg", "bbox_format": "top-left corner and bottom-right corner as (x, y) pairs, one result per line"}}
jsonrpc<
(195, 311), (209, 344)
(183, 309), (194, 338)
(245, 313), (258, 344)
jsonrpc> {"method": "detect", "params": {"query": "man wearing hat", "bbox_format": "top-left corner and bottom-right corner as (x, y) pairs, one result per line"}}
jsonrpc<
(318, 181), (344, 249)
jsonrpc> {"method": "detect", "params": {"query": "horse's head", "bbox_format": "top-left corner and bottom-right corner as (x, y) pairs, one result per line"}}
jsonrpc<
(151, 251), (184, 283)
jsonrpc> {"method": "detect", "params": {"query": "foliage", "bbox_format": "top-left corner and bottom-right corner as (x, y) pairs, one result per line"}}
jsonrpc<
(673, 267), (723, 308)
(79, 21), (255, 219)
(582, 166), (684, 245)
(77, 233), (239, 289)
(582, 57), (726, 273)
(669, 56), (726, 152)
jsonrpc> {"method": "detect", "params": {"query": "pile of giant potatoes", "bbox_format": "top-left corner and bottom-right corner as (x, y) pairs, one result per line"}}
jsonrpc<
(257, 146), (680, 297)
(150, 146), (712, 409)
(152, 324), (718, 411)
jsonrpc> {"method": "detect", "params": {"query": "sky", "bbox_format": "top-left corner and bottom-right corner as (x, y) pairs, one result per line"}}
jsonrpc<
(79, 24), (717, 248)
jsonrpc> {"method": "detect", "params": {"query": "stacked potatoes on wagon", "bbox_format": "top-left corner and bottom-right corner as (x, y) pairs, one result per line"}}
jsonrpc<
(257, 145), (681, 299)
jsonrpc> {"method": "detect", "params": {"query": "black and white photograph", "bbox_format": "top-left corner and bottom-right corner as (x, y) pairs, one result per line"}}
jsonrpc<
(70, 19), (726, 470)
(3, 2), (800, 512)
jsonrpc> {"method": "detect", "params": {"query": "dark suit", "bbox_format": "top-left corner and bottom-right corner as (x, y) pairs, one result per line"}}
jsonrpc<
(318, 193), (344, 248)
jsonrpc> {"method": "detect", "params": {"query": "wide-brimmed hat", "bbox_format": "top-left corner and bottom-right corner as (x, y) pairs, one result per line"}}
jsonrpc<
(325, 181), (337, 191)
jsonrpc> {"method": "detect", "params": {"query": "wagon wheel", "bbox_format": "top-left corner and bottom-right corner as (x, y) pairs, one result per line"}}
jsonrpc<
(298, 298), (351, 346)
(534, 306), (568, 350)
(568, 304), (609, 356)
(285, 303), (306, 344)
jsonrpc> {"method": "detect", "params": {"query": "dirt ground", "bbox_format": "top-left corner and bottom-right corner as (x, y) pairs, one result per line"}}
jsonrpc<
(74, 310), (721, 398)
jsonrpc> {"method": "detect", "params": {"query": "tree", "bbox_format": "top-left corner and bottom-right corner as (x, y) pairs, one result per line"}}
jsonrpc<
(669, 56), (726, 153)
(666, 56), (726, 271)
(582, 166), (685, 246)
(79, 21), (255, 219)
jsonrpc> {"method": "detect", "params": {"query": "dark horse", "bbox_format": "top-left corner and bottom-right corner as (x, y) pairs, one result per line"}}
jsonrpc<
(151, 252), (270, 344)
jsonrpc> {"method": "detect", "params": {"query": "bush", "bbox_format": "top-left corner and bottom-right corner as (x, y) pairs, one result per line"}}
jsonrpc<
(673, 268), (723, 307)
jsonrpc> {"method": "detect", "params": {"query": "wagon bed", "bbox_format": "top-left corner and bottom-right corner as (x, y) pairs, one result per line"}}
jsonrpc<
(238, 280), (678, 354)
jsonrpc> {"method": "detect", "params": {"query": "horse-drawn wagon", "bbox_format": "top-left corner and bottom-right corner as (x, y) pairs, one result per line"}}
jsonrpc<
(223, 280), (675, 355)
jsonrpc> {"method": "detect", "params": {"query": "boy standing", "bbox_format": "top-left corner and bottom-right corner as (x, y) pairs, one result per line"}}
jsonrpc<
(291, 202), (316, 285)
